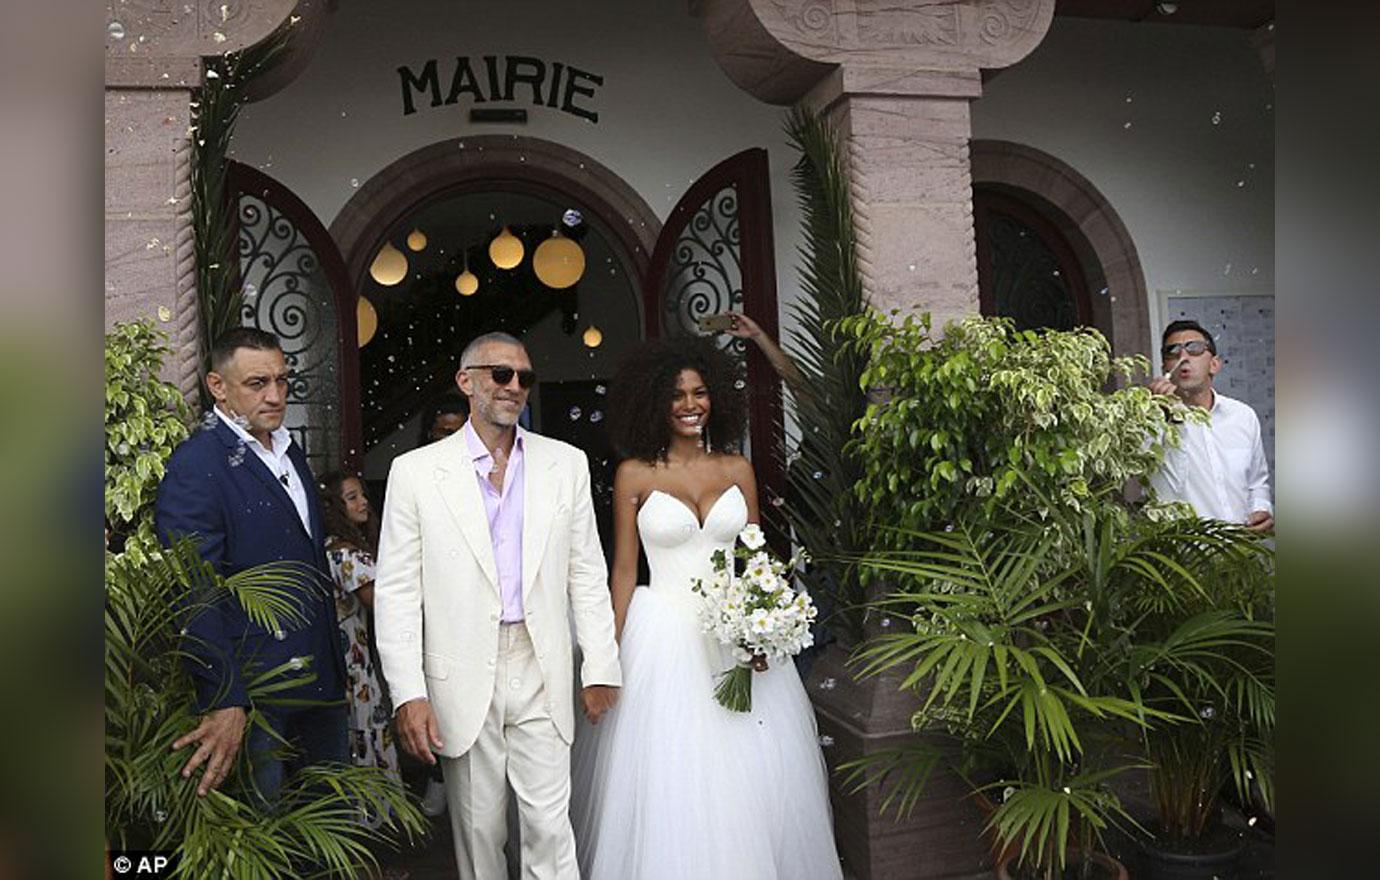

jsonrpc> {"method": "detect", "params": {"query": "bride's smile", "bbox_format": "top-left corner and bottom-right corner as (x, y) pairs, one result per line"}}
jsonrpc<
(668, 368), (712, 440)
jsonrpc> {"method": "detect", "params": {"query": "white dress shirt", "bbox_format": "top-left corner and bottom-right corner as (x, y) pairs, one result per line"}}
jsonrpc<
(1150, 390), (1273, 524)
(214, 405), (312, 533)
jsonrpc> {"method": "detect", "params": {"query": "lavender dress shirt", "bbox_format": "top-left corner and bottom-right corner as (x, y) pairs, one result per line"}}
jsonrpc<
(463, 420), (526, 622)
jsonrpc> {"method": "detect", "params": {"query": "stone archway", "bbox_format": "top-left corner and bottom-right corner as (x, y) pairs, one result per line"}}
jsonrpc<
(971, 139), (1152, 362)
(329, 136), (661, 306)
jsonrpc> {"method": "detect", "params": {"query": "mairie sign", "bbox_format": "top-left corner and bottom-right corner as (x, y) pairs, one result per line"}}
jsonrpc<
(398, 55), (603, 123)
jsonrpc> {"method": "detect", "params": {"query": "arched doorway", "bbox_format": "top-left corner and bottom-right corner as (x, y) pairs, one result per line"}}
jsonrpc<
(330, 137), (787, 550)
(973, 185), (1093, 333)
(970, 140), (1150, 361)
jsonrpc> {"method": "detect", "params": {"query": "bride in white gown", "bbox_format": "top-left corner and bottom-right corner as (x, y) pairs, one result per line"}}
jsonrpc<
(570, 338), (842, 880)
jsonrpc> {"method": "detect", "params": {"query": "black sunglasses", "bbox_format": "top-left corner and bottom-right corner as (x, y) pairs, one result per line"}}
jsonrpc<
(1161, 340), (1212, 359)
(465, 364), (538, 389)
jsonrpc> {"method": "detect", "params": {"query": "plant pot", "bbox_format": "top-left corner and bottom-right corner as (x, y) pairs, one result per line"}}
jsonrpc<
(1137, 824), (1247, 880)
(995, 850), (1128, 880)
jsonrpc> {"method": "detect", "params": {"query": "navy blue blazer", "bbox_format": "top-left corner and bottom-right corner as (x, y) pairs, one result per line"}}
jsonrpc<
(154, 417), (345, 713)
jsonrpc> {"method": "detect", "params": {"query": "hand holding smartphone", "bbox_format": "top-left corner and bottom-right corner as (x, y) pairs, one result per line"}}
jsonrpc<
(696, 313), (737, 333)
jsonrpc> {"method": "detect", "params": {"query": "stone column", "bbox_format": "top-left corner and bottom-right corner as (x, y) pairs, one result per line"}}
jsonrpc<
(103, 0), (309, 398)
(699, 0), (1055, 328)
(697, 3), (1057, 877)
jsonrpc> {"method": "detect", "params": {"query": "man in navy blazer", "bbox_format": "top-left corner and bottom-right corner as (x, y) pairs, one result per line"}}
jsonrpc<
(155, 327), (345, 801)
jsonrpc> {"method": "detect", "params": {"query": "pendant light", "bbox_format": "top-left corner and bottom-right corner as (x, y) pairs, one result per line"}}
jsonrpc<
(357, 296), (378, 346)
(533, 229), (586, 289)
(489, 226), (524, 270)
(455, 258), (479, 296)
(369, 240), (408, 286)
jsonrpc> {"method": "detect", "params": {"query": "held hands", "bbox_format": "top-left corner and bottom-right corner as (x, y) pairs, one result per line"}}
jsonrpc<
(396, 698), (445, 764)
(582, 685), (619, 725)
(172, 706), (247, 797)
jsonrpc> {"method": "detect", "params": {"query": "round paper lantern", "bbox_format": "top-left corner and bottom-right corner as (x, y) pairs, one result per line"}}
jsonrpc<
(368, 241), (408, 286)
(406, 228), (428, 251)
(455, 269), (479, 296)
(357, 296), (378, 347)
(533, 232), (586, 289)
(582, 325), (603, 349)
(489, 226), (524, 270)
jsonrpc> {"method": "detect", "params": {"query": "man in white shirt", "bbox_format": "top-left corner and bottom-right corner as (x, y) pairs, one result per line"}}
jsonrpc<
(1149, 319), (1274, 531)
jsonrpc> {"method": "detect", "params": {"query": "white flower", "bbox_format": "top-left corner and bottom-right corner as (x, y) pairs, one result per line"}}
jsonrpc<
(748, 609), (775, 635)
(739, 524), (766, 550)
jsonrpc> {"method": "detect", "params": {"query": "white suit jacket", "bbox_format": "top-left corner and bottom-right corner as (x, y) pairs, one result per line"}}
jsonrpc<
(373, 428), (621, 757)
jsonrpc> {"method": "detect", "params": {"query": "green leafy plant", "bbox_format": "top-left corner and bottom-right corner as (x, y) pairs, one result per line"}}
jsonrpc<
(780, 108), (871, 639)
(841, 492), (1272, 879)
(840, 311), (1201, 542)
(104, 323), (426, 877)
(1130, 530), (1275, 845)
(105, 321), (192, 563)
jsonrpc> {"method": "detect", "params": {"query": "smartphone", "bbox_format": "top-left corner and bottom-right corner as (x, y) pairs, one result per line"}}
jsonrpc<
(697, 313), (737, 333)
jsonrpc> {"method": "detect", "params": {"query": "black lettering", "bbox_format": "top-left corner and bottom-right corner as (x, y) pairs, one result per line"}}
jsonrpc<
(561, 65), (603, 124)
(503, 55), (546, 105)
(547, 62), (564, 107)
(445, 56), (486, 105)
(483, 55), (502, 103)
(397, 59), (442, 116)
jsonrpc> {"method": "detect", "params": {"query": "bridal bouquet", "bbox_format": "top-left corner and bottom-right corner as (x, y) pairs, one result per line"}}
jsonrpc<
(692, 524), (818, 712)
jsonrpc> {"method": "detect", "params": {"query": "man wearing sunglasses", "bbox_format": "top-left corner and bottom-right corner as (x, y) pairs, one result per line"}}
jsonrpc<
(373, 331), (621, 880)
(1148, 319), (1273, 532)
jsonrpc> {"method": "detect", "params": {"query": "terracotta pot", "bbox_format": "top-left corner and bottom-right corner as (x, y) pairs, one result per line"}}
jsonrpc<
(994, 850), (1129, 880)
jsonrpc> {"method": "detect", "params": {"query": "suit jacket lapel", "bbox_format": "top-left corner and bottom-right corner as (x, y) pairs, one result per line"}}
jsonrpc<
(433, 432), (500, 592)
(521, 436), (559, 602)
(215, 420), (313, 542)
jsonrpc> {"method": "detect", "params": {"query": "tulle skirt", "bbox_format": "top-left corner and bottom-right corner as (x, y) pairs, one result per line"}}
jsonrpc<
(570, 586), (843, 880)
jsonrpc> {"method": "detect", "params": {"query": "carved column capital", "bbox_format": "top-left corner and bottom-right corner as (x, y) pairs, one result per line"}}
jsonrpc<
(104, 0), (310, 87)
(698, 0), (1056, 105)
(696, 0), (1058, 330)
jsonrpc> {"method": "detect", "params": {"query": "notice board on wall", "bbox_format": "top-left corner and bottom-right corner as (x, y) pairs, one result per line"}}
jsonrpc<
(1158, 291), (1275, 473)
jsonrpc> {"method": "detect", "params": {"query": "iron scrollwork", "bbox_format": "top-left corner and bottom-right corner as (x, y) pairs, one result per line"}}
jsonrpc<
(663, 184), (747, 362)
(986, 212), (1078, 332)
(236, 193), (341, 472)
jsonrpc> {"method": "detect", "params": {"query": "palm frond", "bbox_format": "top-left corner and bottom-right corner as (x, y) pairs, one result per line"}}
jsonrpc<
(837, 744), (946, 819)
(781, 108), (871, 636)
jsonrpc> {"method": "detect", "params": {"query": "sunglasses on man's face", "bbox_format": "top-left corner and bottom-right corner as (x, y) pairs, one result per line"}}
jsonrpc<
(1162, 340), (1212, 359)
(465, 364), (538, 389)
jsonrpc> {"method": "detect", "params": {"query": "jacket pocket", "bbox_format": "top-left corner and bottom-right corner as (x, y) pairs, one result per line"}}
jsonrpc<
(422, 652), (451, 680)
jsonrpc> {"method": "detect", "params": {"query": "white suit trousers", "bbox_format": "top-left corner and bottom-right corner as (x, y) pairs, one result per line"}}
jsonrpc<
(443, 622), (578, 880)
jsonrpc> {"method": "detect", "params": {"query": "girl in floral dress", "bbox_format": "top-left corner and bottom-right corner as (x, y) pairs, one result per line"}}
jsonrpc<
(319, 471), (402, 827)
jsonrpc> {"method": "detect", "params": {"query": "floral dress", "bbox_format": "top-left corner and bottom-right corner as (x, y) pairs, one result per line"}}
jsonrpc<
(325, 541), (401, 823)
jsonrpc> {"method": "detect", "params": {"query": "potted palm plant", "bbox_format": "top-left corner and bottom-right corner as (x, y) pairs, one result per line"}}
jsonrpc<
(1126, 523), (1274, 879)
(843, 495), (1272, 880)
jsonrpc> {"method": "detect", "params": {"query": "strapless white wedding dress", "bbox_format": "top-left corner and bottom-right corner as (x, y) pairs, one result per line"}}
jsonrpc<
(570, 484), (843, 880)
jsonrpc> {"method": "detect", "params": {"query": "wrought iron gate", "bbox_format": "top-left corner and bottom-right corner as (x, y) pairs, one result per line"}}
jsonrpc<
(229, 162), (362, 475)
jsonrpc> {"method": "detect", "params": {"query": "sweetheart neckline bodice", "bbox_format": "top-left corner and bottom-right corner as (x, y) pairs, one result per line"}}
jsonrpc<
(643, 484), (744, 531)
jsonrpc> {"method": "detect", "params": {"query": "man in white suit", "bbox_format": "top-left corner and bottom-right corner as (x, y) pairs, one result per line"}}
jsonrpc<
(374, 332), (621, 880)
